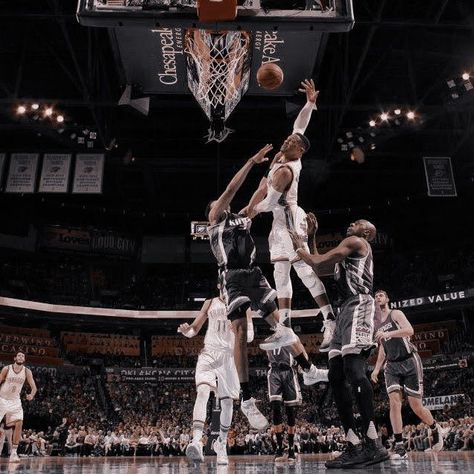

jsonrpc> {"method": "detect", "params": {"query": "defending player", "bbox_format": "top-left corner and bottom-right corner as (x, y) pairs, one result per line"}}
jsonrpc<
(178, 294), (241, 464)
(289, 215), (389, 468)
(0, 352), (37, 463)
(371, 290), (443, 458)
(206, 145), (328, 432)
(267, 342), (321, 464)
(241, 79), (335, 352)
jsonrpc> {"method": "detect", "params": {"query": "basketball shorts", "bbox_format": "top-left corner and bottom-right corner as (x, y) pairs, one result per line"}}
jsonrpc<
(328, 294), (376, 360)
(0, 397), (23, 424)
(269, 206), (308, 262)
(220, 266), (277, 319)
(385, 353), (424, 399)
(267, 366), (302, 406)
(195, 348), (240, 400)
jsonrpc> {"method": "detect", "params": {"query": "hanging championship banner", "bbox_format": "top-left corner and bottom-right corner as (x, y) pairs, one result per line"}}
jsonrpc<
(423, 157), (457, 197)
(72, 154), (104, 194)
(39, 153), (72, 193)
(0, 153), (6, 186)
(5, 153), (39, 193)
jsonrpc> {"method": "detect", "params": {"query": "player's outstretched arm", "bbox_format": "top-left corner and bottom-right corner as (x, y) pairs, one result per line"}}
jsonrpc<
(293, 79), (319, 134)
(375, 310), (414, 343)
(25, 368), (37, 401)
(177, 299), (212, 338)
(208, 144), (273, 224)
(289, 231), (365, 273)
(0, 366), (7, 385)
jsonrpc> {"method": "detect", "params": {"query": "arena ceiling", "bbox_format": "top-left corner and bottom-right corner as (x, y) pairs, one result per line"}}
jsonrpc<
(0, 0), (473, 245)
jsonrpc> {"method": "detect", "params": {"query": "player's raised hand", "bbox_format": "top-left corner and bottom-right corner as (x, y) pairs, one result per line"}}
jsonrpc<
(26, 393), (34, 401)
(298, 79), (319, 105)
(250, 144), (273, 164)
(289, 229), (305, 251)
(306, 212), (319, 236)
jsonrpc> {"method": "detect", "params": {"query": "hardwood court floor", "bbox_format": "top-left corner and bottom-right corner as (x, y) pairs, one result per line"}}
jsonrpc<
(0, 452), (473, 473)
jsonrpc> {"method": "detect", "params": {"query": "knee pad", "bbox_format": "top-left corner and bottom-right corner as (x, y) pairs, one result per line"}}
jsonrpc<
(285, 406), (296, 427)
(343, 355), (368, 386)
(292, 260), (326, 298)
(271, 400), (283, 426)
(273, 261), (293, 299)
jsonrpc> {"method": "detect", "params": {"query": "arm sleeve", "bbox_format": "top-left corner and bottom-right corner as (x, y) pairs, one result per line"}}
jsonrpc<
(292, 101), (317, 134)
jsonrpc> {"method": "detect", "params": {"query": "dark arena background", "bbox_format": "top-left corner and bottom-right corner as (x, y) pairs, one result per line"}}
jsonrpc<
(0, 0), (473, 473)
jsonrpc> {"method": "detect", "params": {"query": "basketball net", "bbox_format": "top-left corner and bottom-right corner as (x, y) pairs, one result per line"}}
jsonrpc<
(185, 29), (252, 143)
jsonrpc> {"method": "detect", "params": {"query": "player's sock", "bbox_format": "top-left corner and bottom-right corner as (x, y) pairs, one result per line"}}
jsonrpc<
(288, 432), (295, 451)
(219, 398), (233, 442)
(294, 353), (311, 371)
(11, 445), (17, 455)
(241, 382), (251, 402)
(276, 431), (284, 454)
(192, 421), (204, 444)
(394, 433), (403, 443)
(320, 304), (335, 321)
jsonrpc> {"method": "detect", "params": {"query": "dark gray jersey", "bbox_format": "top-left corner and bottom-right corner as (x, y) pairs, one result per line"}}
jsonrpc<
(334, 241), (373, 300)
(377, 311), (416, 362)
(207, 212), (256, 270)
(267, 346), (294, 367)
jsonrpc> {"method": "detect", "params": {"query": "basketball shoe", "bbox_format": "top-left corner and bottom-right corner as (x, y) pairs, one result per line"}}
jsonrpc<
(303, 364), (329, 385)
(425, 424), (444, 452)
(259, 324), (298, 351)
(240, 397), (269, 430)
(212, 438), (228, 465)
(185, 441), (204, 462)
(391, 442), (408, 459)
(319, 319), (336, 352)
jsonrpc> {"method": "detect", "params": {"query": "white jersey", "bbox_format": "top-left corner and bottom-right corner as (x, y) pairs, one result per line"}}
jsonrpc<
(204, 298), (234, 352)
(0, 365), (26, 401)
(267, 159), (302, 227)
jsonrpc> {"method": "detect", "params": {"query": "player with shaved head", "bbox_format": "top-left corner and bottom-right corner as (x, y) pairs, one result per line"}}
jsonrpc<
(289, 215), (389, 468)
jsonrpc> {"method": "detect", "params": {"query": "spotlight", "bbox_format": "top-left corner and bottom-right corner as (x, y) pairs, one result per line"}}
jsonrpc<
(44, 107), (53, 117)
(56, 115), (64, 123)
(462, 72), (470, 81)
(380, 113), (389, 121)
(31, 103), (39, 110)
(406, 111), (415, 120)
(16, 105), (26, 114)
(369, 120), (376, 127)
(394, 108), (401, 115)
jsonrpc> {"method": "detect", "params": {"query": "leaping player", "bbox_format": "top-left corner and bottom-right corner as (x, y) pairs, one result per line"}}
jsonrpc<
(0, 352), (37, 463)
(178, 292), (242, 465)
(206, 144), (328, 432)
(241, 79), (336, 352)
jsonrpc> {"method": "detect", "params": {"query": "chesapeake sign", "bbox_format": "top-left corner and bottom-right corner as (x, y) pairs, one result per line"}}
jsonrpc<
(390, 289), (473, 310)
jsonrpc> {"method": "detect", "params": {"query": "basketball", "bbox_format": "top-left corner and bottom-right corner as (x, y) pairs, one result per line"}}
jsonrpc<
(257, 63), (284, 90)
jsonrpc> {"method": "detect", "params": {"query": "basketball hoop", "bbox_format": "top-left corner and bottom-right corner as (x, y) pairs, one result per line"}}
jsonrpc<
(185, 29), (252, 142)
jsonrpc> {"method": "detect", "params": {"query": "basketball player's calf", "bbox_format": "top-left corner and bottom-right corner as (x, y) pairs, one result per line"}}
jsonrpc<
(272, 402), (298, 462)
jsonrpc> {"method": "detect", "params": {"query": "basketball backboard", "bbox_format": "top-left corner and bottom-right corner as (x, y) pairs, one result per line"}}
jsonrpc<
(77, 0), (354, 139)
